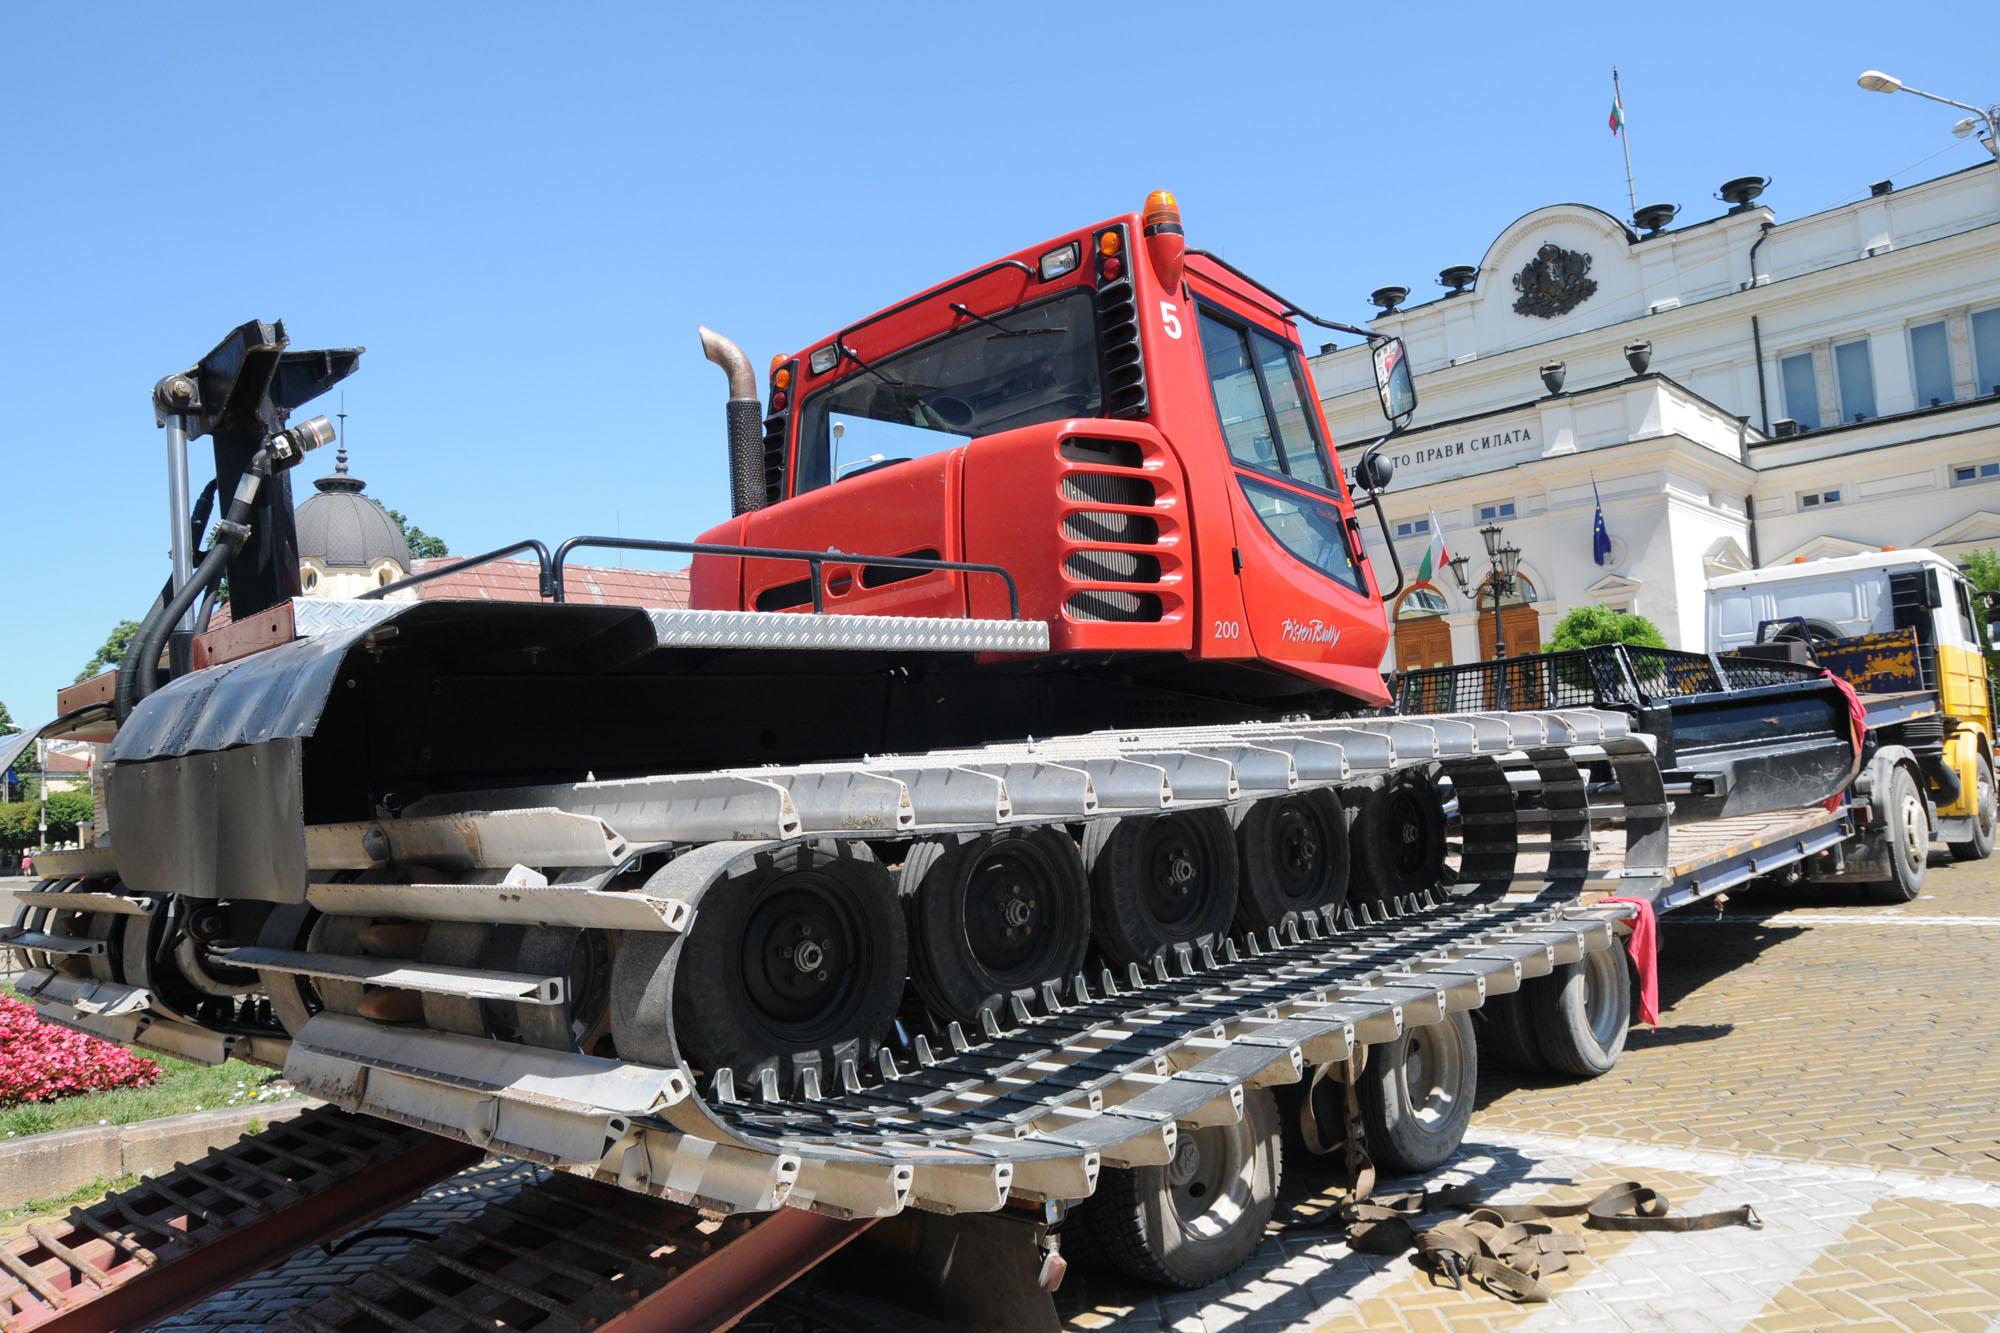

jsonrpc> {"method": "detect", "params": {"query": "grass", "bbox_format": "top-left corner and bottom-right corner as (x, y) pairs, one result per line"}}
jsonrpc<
(0, 1173), (141, 1228)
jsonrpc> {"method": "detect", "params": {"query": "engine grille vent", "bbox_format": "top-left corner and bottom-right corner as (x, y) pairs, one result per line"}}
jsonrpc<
(1065, 590), (1164, 622)
(1094, 278), (1148, 419)
(1063, 511), (1159, 544)
(1064, 550), (1161, 583)
(761, 411), (789, 506)
(1061, 472), (1154, 506)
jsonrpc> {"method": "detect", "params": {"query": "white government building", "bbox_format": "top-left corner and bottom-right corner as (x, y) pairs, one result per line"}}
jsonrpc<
(1313, 157), (2000, 671)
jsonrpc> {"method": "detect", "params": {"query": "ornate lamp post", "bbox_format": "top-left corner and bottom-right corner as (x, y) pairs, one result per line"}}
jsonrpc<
(1450, 523), (1523, 705)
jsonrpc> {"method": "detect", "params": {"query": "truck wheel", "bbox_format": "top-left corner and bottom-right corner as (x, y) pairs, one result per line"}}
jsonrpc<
(1948, 754), (1996, 863)
(1525, 947), (1630, 1078)
(1078, 1086), (1281, 1289)
(1863, 764), (1929, 903)
(1082, 811), (1238, 967)
(1233, 790), (1350, 931)
(1472, 990), (1545, 1074)
(1358, 1009), (1477, 1172)
(1349, 771), (1447, 904)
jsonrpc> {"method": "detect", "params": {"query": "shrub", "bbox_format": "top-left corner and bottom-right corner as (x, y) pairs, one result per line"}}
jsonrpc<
(0, 997), (160, 1106)
(1548, 605), (1668, 652)
(0, 790), (93, 851)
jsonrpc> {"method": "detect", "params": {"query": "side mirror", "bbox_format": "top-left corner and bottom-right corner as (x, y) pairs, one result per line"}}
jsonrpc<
(1353, 448), (1394, 493)
(1372, 337), (1417, 421)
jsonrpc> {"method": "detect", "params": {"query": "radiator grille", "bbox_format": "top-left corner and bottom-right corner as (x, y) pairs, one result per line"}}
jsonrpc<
(1065, 590), (1163, 622)
(1063, 511), (1159, 544)
(1064, 550), (1161, 582)
(1061, 472), (1154, 506)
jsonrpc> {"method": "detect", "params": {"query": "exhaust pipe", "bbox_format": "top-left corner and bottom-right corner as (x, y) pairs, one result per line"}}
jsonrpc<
(700, 326), (766, 516)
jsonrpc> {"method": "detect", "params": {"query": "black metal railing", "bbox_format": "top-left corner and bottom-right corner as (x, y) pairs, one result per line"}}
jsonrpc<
(549, 536), (1021, 619)
(357, 540), (555, 601)
(1396, 644), (1822, 715)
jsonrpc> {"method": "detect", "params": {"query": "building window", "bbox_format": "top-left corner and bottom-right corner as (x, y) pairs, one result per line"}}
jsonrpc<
(377, 568), (396, 587)
(1798, 488), (1843, 510)
(1910, 320), (1955, 407)
(1833, 338), (1876, 422)
(1396, 585), (1450, 619)
(1779, 352), (1821, 430)
(1973, 306), (2000, 398)
(1951, 461), (2000, 487)
(1476, 501), (1517, 522)
(1393, 517), (1433, 540)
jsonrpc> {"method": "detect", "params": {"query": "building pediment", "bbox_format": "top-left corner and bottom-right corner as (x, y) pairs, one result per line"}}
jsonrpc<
(1702, 536), (1753, 576)
(1921, 510), (2000, 551)
(1584, 571), (1643, 599)
(1767, 534), (1875, 565)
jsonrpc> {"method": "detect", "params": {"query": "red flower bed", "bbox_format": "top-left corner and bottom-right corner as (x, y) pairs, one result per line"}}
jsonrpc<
(0, 995), (160, 1106)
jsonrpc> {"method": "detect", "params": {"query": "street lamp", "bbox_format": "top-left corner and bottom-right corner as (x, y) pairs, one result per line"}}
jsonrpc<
(1450, 525), (1524, 703)
(1857, 70), (2000, 160)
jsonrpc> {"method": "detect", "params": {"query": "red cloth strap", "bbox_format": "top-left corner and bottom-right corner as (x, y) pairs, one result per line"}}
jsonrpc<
(1598, 897), (1659, 1027)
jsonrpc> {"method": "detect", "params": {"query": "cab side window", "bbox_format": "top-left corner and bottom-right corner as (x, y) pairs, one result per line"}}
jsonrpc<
(1196, 304), (1335, 491)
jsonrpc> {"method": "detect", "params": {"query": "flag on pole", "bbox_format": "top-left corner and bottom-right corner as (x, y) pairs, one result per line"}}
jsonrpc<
(1592, 477), (1614, 566)
(1415, 509), (1454, 583)
(1608, 87), (1626, 136)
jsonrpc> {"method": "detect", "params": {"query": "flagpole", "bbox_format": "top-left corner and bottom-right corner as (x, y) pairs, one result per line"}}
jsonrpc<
(1614, 66), (1638, 221)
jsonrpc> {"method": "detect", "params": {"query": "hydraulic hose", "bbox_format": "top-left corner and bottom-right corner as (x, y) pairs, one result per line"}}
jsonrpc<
(120, 448), (275, 721)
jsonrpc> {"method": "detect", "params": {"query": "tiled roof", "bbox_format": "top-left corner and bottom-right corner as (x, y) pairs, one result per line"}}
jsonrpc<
(43, 750), (90, 773)
(406, 558), (691, 609)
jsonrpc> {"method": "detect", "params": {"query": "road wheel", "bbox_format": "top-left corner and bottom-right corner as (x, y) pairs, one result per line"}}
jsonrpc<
(486, 924), (617, 1055)
(1949, 753), (1996, 863)
(901, 828), (1091, 1027)
(1082, 811), (1238, 967)
(1525, 946), (1630, 1078)
(1349, 770), (1447, 904)
(1233, 790), (1350, 931)
(650, 841), (906, 1091)
(1863, 764), (1929, 904)
(1472, 990), (1545, 1074)
(1077, 1087), (1281, 1289)
(1358, 1010), (1477, 1172)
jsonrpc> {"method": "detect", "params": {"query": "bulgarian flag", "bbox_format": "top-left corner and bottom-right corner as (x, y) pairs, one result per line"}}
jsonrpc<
(1415, 509), (1453, 583)
(1609, 89), (1626, 136)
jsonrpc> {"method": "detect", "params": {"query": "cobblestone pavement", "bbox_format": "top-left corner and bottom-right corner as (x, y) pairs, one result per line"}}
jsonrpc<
(149, 861), (1995, 1331)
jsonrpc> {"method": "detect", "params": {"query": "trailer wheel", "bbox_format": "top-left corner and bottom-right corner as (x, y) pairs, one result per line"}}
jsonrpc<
(1358, 1009), (1478, 1172)
(1233, 790), (1350, 931)
(1948, 753), (1996, 863)
(1078, 1086), (1281, 1289)
(1082, 811), (1238, 967)
(1349, 770), (1447, 903)
(654, 842), (907, 1090)
(1472, 990), (1545, 1073)
(1525, 947), (1630, 1078)
(901, 829), (1091, 1028)
(1863, 764), (1929, 904)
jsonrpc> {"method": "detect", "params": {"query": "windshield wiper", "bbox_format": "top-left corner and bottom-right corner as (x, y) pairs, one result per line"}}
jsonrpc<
(836, 341), (905, 389)
(950, 302), (1064, 339)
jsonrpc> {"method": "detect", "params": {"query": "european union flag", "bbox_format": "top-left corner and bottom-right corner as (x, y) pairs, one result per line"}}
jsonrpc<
(1592, 477), (1613, 566)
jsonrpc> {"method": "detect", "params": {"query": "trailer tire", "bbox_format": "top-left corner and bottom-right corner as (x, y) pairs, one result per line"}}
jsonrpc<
(1349, 770), (1448, 904)
(1472, 990), (1545, 1074)
(1526, 947), (1630, 1079)
(1358, 1009), (1478, 1172)
(1076, 1086), (1281, 1289)
(1863, 764), (1929, 904)
(1082, 811), (1239, 967)
(1948, 753), (1996, 863)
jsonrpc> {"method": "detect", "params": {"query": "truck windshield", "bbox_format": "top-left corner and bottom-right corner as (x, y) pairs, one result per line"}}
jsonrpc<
(795, 289), (1101, 492)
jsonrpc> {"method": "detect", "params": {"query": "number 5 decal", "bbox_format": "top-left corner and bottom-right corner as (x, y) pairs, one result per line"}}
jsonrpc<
(1159, 301), (1182, 339)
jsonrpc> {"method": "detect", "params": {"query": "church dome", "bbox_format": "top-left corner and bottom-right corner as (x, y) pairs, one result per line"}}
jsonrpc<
(295, 448), (412, 570)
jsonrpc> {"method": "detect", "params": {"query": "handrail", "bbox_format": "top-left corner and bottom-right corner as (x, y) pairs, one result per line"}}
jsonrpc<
(550, 536), (1022, 620)
(357, 540), (554, 601)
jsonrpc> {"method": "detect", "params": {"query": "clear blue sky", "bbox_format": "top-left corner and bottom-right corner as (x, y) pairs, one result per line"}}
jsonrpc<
(0, 1), (1991, 728)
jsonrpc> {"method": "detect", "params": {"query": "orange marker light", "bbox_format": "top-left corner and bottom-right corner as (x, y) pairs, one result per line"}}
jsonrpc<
(773, 366), (792, 390)
(769, 354), (786, 373)
(1142, 188), (1186, 290)
(1098, 231), (1122, 257)
(1143, 190), (1182, 236)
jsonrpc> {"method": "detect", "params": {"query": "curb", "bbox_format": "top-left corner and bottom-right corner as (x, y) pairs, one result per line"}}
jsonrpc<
(0, 1100), (318, 1211)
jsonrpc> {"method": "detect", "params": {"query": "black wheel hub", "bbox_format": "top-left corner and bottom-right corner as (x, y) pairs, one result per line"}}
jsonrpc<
(1386, 786), (1436, 876)
(965, 844), (1063, 986)
(1270, 798), (1330, 905)
(1144, 822), (1213, 929)
(740, 873), (867, 1045)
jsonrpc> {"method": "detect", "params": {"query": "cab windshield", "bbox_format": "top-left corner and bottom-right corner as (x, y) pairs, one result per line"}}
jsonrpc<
(795, 289), (1101, 492)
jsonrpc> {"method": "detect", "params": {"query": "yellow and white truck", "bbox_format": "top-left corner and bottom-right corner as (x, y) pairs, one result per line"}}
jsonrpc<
(1708, 549), (1998, 899)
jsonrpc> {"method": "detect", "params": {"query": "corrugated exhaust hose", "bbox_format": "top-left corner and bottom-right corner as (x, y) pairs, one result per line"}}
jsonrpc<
(700, 326), (766, 516)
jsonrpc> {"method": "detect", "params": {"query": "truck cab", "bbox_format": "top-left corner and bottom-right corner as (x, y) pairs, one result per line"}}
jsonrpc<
(689, 193), (1409, 711)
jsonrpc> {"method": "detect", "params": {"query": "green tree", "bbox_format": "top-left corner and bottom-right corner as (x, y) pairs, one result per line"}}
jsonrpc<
(76, 620), (142, 683)
(1957, 549), (2000, 673)
(0, 700), (16, 735)
(0, 790), (93, 851)
(1548, 605), (1669, 652)
(385, 509), (449, 560)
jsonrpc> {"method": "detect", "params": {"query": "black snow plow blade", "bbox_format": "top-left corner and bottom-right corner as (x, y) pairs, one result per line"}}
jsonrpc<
(1397, 645), (1855, 821)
